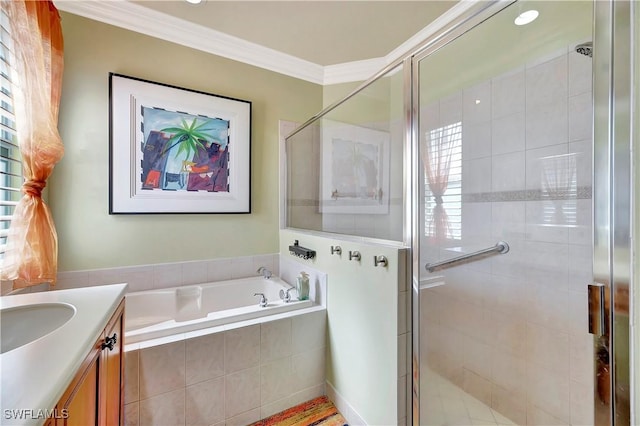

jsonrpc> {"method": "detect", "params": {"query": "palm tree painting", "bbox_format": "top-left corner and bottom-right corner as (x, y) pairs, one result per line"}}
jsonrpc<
(140, 107), (230, 192)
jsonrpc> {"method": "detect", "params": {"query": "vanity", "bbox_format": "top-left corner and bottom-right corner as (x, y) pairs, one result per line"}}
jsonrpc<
(1, 284), (127, 426)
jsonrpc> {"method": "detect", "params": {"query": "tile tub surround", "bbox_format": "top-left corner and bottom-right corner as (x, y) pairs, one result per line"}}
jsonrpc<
(420, 45), (594, 425)
(51, 254), (280, 294)
(124, 309), (327, 426)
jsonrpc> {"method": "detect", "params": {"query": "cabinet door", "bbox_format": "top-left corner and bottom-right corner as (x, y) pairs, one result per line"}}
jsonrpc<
(101, 303), (124, 426)
(60, 349), (100, 426)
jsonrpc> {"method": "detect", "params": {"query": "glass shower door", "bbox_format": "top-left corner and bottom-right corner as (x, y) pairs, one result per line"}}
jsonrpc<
(415, 1), (597, 424)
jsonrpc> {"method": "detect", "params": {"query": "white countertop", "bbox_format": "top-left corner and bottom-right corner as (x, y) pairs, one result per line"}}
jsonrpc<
(1, 284), (127, 426)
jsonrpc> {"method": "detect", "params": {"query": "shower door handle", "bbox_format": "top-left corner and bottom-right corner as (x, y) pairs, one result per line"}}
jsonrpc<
(588, 283), (606, 336)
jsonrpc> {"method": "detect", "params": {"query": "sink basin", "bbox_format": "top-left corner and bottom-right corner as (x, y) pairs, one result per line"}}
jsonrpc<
(1, 303), (76, 354)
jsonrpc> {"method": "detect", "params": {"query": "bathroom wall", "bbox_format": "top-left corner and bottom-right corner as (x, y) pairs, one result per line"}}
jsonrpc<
(420, 45), (594, 425)
(280, 229), (410, 426)
(52, 12), (322, 272)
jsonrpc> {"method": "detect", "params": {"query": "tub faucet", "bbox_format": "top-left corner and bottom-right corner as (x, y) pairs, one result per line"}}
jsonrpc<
(256, 266), (272, 279)
(254, 293), (268, 307)
(279, 287), (296, 303)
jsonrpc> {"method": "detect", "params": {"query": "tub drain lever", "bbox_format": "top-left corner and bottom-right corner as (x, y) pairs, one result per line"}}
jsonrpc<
(254, 293), (268, 308)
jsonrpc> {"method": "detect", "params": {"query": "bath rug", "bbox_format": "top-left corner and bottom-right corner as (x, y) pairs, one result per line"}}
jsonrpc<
(250, 395), (348, 426)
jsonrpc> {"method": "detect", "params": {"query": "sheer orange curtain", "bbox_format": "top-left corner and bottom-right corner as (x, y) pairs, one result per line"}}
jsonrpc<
(421, 126), (455, 242)
(0, 1), (64, 289)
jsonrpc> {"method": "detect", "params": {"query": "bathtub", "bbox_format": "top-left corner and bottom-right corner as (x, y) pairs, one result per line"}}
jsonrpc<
(124, 276), (313, 343)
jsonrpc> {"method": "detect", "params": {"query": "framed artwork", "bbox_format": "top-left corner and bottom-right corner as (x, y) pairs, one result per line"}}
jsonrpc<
(109, 73), (251, 214)
(320, 120), (390, 214)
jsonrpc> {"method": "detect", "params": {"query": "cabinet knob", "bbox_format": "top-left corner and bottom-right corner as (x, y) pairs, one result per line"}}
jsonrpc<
(101, 333), (117, 351)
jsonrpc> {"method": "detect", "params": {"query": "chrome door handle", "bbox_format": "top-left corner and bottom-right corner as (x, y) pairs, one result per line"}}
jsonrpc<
(588, 283), (606, 336)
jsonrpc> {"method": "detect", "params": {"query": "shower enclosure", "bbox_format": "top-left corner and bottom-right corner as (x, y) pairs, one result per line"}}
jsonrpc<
(285, 0), (635, 424)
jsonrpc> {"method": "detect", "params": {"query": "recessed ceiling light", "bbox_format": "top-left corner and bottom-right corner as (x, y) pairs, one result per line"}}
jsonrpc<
(475, 99), (481, 105)
(514, 10), (539, 26)
(185, 0), (202, 4)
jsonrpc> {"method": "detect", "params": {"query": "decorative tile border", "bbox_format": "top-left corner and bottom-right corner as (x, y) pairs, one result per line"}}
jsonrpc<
(462, 186), (592, 203)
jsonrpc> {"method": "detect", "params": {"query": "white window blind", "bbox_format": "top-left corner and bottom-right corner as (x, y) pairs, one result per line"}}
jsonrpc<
(424, 122), (462, 240)
(0, 8), (21, 260)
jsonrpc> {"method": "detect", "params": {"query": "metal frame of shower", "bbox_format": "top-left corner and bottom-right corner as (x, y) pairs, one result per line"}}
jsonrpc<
(284, 0), (636, 424)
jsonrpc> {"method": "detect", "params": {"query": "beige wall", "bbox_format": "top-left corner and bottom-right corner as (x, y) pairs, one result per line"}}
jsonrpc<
(52, 12), (322, 271)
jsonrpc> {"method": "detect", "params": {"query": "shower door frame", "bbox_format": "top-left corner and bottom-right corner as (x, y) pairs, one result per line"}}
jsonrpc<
(407, 0), (635, 425)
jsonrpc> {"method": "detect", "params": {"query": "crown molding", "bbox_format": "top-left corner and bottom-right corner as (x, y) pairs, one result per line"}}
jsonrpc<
(54, 0), (325, 84)
(323, 58), (387, 86)
(55, 0), (476, 86)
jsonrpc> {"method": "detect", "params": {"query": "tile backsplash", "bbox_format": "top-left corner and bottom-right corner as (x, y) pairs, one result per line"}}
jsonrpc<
(50, 254), (280, 294)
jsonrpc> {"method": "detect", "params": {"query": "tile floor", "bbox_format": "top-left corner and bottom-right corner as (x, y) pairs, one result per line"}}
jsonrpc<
(421, 368), (517, 426)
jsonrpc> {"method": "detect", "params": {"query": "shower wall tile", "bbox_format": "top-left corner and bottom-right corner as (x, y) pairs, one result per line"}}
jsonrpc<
(461, 202), (492, 243)
(490, 351), (527, 399)
(570, 379), (594, 426)
(492, 67), (525, 119)
(463, 81), (492, 124)
(525, 286), (570, 333)
(492, 112), (525, 155)
(568, 243), (592, 294)
(524, 323), (570, 374)
(568, 290), (589, 336)
(525, 201), (570, 244)
(462, 157), (492, 194)
(492, 310), (527, 358)
(569, 91), (593, 143)
(526, 403), (570, 426)
(570, 139), (593, 190)
(525, 144), (569, 191)
(491, 201), (526, 240)
(491, 383), (527, 426)
(463, 337), (492, 379)
(492, 151), (525, 192)
(525, 55), (568, 109)
(423, 47), (593, 425)
(525, 101), (568, 149)
(462, 121), (492, 160)
(526, 367), (571, 423)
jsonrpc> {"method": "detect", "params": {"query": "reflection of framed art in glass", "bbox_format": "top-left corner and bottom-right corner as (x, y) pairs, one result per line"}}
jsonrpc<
(109, 73), (251, 214)
(320, 120), (390, 214)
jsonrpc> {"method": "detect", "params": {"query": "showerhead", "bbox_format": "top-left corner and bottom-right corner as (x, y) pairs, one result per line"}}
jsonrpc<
(575, 42), (593, 58)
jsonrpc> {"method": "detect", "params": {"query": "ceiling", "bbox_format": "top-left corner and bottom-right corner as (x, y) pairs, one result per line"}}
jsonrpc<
(132, 1), (456, 66)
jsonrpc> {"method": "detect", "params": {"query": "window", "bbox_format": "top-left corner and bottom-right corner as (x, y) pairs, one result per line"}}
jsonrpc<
(0, 8), (21, 260)
(424, 122), (462, 240)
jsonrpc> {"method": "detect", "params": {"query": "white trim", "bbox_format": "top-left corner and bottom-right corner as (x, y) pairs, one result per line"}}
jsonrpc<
(55, 0), (476, 85)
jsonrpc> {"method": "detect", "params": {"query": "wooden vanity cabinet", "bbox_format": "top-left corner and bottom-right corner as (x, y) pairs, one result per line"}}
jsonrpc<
(51, 300), (124, 426)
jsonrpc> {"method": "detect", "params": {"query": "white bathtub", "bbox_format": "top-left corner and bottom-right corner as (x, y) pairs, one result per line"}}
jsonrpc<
(125, 276), (313, 343)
